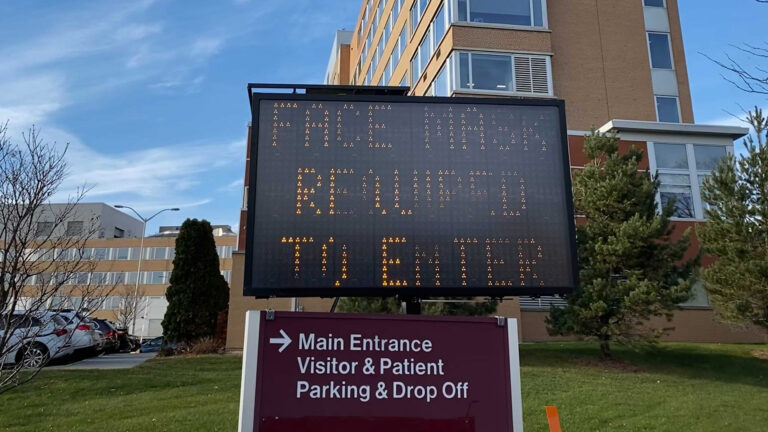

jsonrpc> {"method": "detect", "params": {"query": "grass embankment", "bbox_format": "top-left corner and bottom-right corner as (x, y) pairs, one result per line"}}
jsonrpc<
(1, 343), (766, 431)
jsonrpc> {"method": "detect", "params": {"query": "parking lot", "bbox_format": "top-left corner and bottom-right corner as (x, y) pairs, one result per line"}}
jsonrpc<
(48, 352), (156, 370)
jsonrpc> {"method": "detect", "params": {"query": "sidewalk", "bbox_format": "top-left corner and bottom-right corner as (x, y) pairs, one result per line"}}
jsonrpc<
(48, 352), (157, 370)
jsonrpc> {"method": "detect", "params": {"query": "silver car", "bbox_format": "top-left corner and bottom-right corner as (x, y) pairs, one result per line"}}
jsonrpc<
(0, 311), (75, 368)
(54, 311), (98, 355)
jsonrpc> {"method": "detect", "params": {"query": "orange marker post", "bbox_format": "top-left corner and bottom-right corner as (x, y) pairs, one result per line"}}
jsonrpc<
(545, 406), (563, 432)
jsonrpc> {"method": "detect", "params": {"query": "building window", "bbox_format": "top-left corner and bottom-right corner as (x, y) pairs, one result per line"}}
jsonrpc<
(66, 221), (84, 236)
(384, 58), (392, 84)
(360, 3), (368, 40)
(91, 272), (108, 285)
(216, 245), (234, 259)
(125, 272), (138, 284)
(394, 26), (406, 68)
(221, 270), (232, 283)
(433, 66), (449, 96)
(114, 227), (125, 238)
(418, 30), (431, 75)
(644, 0), (665, 7)
(147, 247), (169, 260)
(366, 27), (373, 60)
(656, 96), (680, 123)
(648, 32), (673, 69)
(651, 142), (730, 219)
(378, 36), (386, 62)
(410, 0), (422, 34)
(470, 53), (513, 91)
(457, 0), (546, 28)
(377, 0), (385, 22)
(92, 248), (108, 260)
(409, 7), (450, 87)
(366, 61), (374, 85)
(35, 221), (54, 237)
(101, 296), (122, 311)
(433, 6), (446, 47)
(115, 247), (130, 260)
(453, 51), (552, 96)
(74, 272), (90, 285)
(147, 271), (168, 285)
(112, 272), (126, 285)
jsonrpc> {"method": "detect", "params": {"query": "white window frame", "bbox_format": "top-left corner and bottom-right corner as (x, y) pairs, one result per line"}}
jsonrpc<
(647, 142), (733, 221)
(643, 0), (666, 8)
(647, 31), (675, 70)
(431, 63), (451, 96)
(451, 50), (553, 97)
(451, 0), (548, 29)
(409, 4), (450, 88)
(654, 95), (681, 123)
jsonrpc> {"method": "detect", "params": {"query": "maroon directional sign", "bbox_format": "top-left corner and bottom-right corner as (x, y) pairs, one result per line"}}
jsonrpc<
(238, 311), (524, 432)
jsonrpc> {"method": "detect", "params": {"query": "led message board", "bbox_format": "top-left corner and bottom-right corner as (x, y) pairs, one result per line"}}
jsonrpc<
(244, 94), (577, 298)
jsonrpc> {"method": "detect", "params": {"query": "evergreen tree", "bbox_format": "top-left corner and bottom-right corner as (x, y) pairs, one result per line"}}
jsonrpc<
(162, 219), (230, 344)
(337, 297), (401, 314)
(698, 108), (768, 331)
(547, 131), (696, 358)
(422, 298), (499, 316)
(337, 296), (498, 316)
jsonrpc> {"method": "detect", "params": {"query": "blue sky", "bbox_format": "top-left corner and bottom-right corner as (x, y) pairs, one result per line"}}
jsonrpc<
(0, 0), (764, 233)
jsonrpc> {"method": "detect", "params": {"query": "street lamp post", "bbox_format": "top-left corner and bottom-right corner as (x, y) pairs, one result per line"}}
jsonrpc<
(114, 205), (179, 340)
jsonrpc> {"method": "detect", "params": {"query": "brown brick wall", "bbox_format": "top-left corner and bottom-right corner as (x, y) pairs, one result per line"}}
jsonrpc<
(521, 310), (767, 344)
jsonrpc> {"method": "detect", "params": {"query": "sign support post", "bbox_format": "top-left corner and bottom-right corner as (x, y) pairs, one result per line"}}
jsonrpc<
(401, 296), (421, 315)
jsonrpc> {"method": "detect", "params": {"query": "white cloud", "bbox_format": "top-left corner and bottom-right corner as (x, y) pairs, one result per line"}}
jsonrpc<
(701, 112), (750, 127)
(191, 37), (224, 59)
(219, 177), (244, 192)
(115, 23), (164, 42)
(113, 198), (213, 214)
(0, 1), (271, 226)
(148, 75), (205, 93)
(701, 106), (768, 128)
(0, 74), (67, 137)
(56, 136), (245, 200)
(0, 4), (161, 75)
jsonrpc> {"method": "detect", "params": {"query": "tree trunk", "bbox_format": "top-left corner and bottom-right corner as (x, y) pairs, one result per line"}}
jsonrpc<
(599, 339), (612, 360)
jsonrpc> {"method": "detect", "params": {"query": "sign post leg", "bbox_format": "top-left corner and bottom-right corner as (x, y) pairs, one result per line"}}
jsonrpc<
(401, 297), (421, 315)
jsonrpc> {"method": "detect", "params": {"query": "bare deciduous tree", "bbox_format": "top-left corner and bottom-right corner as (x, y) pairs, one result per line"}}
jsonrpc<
(0, 123), (110, 393)
(115, 285), (147, 331)
(704, 1), (768, 95)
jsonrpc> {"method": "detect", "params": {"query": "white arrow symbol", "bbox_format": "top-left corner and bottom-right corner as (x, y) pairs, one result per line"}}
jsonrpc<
(269, 329), (292, 353)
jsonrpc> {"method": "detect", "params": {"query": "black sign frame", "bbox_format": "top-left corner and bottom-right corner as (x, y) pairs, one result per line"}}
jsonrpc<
(245, 91), (577, 298)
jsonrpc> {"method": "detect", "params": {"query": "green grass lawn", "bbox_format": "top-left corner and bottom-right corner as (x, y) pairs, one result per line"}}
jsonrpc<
(1, 343), (766, 431)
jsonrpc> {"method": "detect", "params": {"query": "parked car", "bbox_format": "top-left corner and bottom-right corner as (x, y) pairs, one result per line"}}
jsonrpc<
(0, 311), (75, 368)
(90, 319), (119, 353)
(140, 336), (177, 353)
(93, 329), (106, 354)
(52, 310), (99, 356)
(113, 327), (140, 352)
(140, 336), (164, 353)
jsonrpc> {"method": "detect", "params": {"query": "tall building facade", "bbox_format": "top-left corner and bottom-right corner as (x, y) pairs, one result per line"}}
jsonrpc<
(227, 0), (767, 348)
(16, 204), (236, 339)
(335, 0), (692, 130)
(31, 203), (144, 240)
